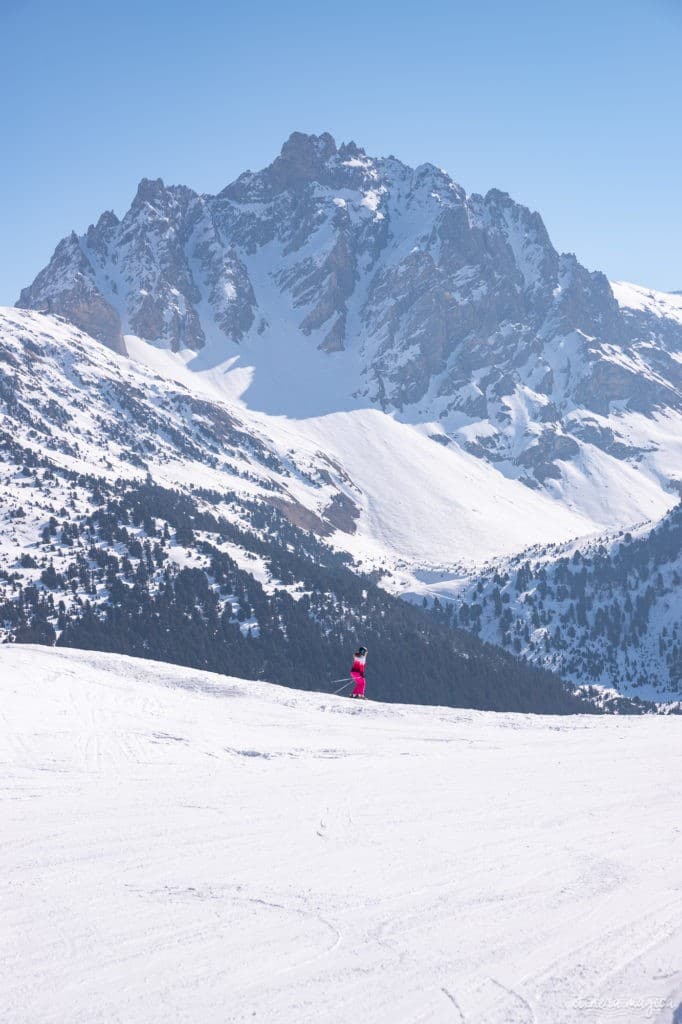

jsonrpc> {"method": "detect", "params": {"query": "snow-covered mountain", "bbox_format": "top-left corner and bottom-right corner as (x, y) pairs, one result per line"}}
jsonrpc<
(3, 644), (682, 1023)
(6, 133), (682, 703)
(0, 306), (593, 574)
(0, 307), (599, 714)
(17, 132), (682, 530)
(413, 502), (682, 702)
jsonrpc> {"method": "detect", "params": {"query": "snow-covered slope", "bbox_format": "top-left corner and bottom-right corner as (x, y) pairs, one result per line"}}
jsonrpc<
(3, 306), (606, 714)
(612, 280), (682, 327)
(2, 645), (682, 1024)
(0, 306), (596, 573)
(2, 305), (678, 699)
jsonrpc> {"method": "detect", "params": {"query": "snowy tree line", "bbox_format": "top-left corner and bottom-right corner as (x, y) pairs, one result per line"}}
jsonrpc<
(441, 503), (682, 698)
(0, 466), (597, 715)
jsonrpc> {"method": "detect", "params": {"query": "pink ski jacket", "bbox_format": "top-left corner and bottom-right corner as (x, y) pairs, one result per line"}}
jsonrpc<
(351, 652), (366, 677)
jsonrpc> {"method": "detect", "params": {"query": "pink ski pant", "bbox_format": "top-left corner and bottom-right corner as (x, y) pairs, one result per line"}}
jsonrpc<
(351, 671), (365, 696)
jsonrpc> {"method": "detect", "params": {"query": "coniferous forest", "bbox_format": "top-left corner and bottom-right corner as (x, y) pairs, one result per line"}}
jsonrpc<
(0, 464), (599, 715)
(446, 502), (682, 699)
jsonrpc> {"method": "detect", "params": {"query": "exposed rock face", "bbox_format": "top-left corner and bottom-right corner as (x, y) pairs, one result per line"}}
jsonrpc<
(18, 233), (126, 354)
(17, 132), (682, 487)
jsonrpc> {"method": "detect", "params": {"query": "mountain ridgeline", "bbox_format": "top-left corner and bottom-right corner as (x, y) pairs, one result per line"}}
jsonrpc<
(17, 131), (681, 491)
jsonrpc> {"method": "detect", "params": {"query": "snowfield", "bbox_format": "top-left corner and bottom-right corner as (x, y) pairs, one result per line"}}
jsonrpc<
(611, 280), (682, 326)
(2, 646), (682, 1024)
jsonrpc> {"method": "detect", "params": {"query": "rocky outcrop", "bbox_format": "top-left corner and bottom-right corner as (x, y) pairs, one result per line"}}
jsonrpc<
(18, 233), (126, 354)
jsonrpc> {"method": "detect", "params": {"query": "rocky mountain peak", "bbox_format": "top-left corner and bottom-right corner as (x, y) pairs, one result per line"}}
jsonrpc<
(222, 131), (358, 201)
(92, 209), (120, 233)
(267, 130), (337, 190)
(281, 129), (337, 161)
(15, 132), (682, 494)
(85, 210), (119, 252)
(127, 178), (197, 220)
(134, 176), (167, 203)
(337, 139), (365, 161)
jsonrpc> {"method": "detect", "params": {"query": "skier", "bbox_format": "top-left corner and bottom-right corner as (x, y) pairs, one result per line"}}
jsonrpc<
(350, 645), (368, 698)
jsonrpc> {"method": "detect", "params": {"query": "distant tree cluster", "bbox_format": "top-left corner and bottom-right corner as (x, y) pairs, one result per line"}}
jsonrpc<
(445, 503), (682, 695)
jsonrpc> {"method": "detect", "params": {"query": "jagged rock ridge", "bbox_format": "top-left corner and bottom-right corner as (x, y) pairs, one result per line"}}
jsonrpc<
(17, 132), (682, 490)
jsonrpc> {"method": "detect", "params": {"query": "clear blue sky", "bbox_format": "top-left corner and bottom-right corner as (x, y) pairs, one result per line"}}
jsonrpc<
(2, 0), (681, 304)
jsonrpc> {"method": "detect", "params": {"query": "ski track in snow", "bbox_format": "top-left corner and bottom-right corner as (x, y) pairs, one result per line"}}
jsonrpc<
(1, 645), (682, 1024)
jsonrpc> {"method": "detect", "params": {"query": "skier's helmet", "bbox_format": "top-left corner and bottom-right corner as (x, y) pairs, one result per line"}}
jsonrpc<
(358, 645), (368, 656)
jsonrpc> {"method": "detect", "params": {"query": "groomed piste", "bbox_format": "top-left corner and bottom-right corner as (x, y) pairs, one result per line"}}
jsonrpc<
(2, 645), (682, 1023)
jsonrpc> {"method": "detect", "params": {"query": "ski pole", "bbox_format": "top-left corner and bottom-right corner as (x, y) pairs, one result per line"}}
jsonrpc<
(332, 679), (353, 695)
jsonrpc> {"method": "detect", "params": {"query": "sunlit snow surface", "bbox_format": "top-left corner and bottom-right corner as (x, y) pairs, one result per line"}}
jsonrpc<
(2, 646), (682, 1024)
(124, 329), (681, 569)
(612, 280), (682, 326)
